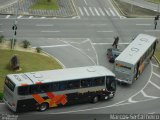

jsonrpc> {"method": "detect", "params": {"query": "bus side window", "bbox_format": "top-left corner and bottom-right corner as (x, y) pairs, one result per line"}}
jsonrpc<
(30, 85), (40, 94)
(59, 81), (67, 91)
(52, 82), (59, 91)
(40, 83), (51, 93)
(81, 79), (92, 88)
(67, 80), (80, 90)
(92, 77), (105, 86)
(18, 86), (29, 95)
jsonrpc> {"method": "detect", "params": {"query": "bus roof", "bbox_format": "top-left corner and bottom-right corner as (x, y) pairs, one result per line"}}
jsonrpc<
(7, 66), (115, 86)
(115, 34), (157, 65)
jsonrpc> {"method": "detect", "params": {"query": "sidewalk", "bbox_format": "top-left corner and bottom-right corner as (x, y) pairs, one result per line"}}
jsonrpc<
(121, 0), (160, 12)
(0, 0), (77, 17)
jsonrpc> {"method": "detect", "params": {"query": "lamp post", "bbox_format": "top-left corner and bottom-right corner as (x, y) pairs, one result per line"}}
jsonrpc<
(11, 0), (18, 49)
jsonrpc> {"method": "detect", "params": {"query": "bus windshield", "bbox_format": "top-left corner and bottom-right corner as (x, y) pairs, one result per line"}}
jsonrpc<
(115, 63), (132, 74)
(5, 77), (15, 92)
(106, 76), (116, 91)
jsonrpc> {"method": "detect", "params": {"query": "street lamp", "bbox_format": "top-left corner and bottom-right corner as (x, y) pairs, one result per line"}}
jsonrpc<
(11, 0), (19, 49)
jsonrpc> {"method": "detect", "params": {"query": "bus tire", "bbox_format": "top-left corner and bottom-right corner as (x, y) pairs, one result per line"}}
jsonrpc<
(39, 102), (49, 112)
(92, 96), (99, 103)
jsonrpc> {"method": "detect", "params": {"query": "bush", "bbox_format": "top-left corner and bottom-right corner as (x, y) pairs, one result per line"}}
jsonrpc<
(0, 93), (3, 101)
(36, 47), (42, 53)
(0, 35), (4, 43)
(23, 40), (30, 48)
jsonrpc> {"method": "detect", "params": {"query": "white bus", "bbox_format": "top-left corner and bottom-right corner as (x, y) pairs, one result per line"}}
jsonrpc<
(114, 34), (157, 84)
(3, 66), (116, 112)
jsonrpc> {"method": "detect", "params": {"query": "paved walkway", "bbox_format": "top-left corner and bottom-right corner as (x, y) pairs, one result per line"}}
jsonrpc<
(0, 0), (77, 17)
(120, 0), (160, 12)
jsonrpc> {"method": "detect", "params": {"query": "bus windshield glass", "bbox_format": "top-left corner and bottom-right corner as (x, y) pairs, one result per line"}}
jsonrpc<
(106, 76), (116, 91)
(115, 63), (132, 73)
(5, 77), (15, 92)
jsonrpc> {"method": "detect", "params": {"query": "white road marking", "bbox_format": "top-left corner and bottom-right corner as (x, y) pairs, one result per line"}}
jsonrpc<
(78, 7), (84, 16)
(136, 24), (151, 26)
(93, 42), (129, 45)
(36, 24), (54, 26)
(41, 31), (60, 33)
(149, 81), (160, 90)
(29, 16), (33, 19)
(84, 0), (88, 5)
(83, 7), (90, 16)
(98, 8), (105, 16)
(152, 63), (159, 68)
(41, 17), (46, 19)
(0, 31), (4, 33)
(104, 8), (110, 16)
(32, 44), (68, 48)
(17, 15), (23, 19)
(141, 90), (159, 99)
(97, 31), (113, 33)
(94, 7), (100, 16)
(108, 0), (121, 17)
(145, 30), (160, 32)
(152, 72), (160, 78)
(128, 97), (138, 103)
(109, 8), (115, 16)
(90, 24), (107, 26)
(89, 7), (95, 16)
(6, 15), (10, 18)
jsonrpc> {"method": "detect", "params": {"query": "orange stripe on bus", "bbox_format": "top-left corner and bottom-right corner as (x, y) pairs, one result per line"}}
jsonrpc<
(32, 94), (44, 104)
(35, 82), (42, 84)
(46, 92), (55, 99)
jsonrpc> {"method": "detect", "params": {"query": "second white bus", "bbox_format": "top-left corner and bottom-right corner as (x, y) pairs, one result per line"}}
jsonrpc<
(114, 34), (157, 84)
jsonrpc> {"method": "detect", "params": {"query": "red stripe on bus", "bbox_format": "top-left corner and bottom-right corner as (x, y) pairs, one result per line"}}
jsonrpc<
(35, 82), (42, 84)
(21, 84), (28, 86)
(32, 94), (44, 104)
(46, 92), (55, 99)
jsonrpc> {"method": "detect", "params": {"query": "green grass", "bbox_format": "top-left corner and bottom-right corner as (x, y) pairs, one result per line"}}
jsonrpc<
(0, 93), (3, 101)
(0, 49), (62, 93)
(155, 44), (160, 62)
(146, 0), (160, 4)
(30, 0), (59, 10)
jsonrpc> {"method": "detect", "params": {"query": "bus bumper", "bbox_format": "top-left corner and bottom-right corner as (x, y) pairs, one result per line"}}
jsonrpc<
(3, 98), (16, 112)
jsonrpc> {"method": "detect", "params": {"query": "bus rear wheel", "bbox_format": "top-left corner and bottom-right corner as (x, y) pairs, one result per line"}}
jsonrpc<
(92, 96), (99, 103)
(39, 102), (49, 112)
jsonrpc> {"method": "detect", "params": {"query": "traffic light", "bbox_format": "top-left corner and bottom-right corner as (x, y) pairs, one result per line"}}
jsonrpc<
(12, 24), (17, 30)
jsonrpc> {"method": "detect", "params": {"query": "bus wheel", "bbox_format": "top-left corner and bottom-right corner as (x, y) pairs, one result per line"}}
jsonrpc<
(92, 96), (99, 103)
(39, 102), (49, 112)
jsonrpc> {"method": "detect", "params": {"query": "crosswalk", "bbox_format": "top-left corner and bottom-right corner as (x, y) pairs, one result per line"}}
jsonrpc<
(77, 7), (117, 17)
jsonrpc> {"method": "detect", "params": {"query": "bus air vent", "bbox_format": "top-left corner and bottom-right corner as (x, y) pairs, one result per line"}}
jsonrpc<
(87, 67), (96, 72)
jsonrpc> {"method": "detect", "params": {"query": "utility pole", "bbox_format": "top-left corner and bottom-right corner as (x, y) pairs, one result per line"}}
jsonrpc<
(11, 0), (18, 49)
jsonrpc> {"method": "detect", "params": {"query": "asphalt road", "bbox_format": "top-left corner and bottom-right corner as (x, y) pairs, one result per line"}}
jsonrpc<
(0, 0), (160, 118)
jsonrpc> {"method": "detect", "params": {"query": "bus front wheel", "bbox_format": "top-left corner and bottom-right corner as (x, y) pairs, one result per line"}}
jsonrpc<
(39, 102), (49, 112)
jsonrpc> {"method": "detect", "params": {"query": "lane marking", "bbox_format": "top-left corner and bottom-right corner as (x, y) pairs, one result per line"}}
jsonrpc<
(89, 7), (95, 16)
(83, 7), (90, 16)
(147, 29), (160, 32)
(97, 31), (113, 33)
(5, 15), (10, 19)
(152, 63), (159, 68)
(41, 31), (60, 33)
(36, 24), (54, 27)
(104, 8), (110, 16)
(94, 7), (100, 16)
(0, 31), (4, 33)
(136, 24), (151, 26)
(90, 24), (107, 26)
(84, 0), (88, 5)
(29, 16), (33, 19)
(152, 72), (160, 78)
(17, 15), (23, 19)
(98, 8), (105, 16)
(149, 81), (160, 90)
(78, 7), (84, 16)
(141, 90), (159, 99)
(32, 44), (68, 48)
(93, 42), (129, 45)
(108, 0), (121, 17)
(41, 17), (46, 19)
(109, 8), (115, 16)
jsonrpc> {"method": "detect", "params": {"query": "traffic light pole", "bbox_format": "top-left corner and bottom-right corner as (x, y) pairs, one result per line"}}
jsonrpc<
(11, 0), (18, 49)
